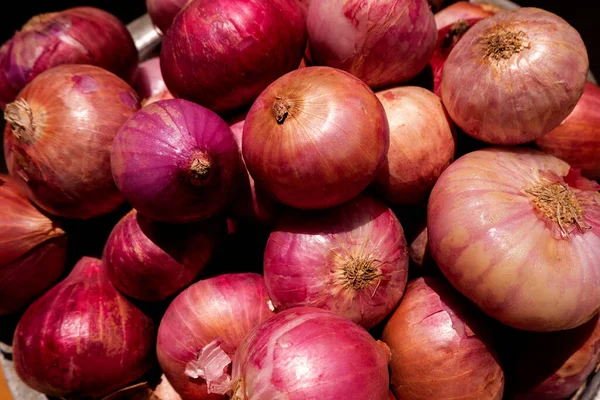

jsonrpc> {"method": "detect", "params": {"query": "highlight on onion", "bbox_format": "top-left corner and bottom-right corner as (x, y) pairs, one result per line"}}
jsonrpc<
(242, 66), (389, 210)
(3, 64), (139, 219)
(307, 0), (437, 88)
(383, 276), (504, 400)
(146, 0), (189, 34)
(434, 1), (495, 29)
(428, 148), (600, 332)
(442, 8), (589, 145)
(12, 257), (156, 398)
(133, 57), (174, 107)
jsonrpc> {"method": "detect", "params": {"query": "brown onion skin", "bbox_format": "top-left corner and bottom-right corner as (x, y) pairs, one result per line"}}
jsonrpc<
(12, 257), (156, 398)
(383, 277), (504, 400)
(434, 2), (494, 29)
(4, 64), (139, 219)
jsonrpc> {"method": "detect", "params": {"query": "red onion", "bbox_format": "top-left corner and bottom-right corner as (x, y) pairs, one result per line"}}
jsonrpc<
(12, 257), (156, 398)
(388, 391), (397, 400)
(133, 57), (174, 107)
(383, 277), (505, 400)
(434, 1), (495, 29)
(307, 0), (437, 88)
(111, 99), (240, 224)
(4, 64), (139, 219)
(157, 273), (274, 400)
(160, 0), (306, 114)
(0, 7), (137, 109)
(536, 82), (600, 181)
(428, 148), (600, 331)
(373, 86), (455, 205)
(146, 0), (189, 34)
(264, 194), (408, 329)
(442, 8), (589, 145)
(242, 66), (389, 210)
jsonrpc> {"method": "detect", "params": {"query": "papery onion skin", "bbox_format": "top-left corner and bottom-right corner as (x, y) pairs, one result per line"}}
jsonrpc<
(428, 148), (600, 331)
(383, 277), (504, 400)
(146, 0), (189, 34)
(157, 273), (274, 400)
(442, 8), (588, 145)
(231, 307), (391, 400)
(536, 82), (600, 181)
(161, 0), (306, 114)
(307, 0), (437, 88)
(242, 66), (389, 210)
(434, 1), (494, 29)
(111, 99), (240, 224)
(0, 7), (137, 109)
(133, 57), (174, 107)
(12, 257), (156, 398)
(4, 64), (139, 219)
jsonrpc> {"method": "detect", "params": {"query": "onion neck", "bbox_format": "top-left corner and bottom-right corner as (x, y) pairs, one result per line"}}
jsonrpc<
(337, 255), (381, 291)
(272, 96), (294, 125)
(4, 99), (40, 145)
(185, 151), (215, 186)
(484, 28), (530, 60)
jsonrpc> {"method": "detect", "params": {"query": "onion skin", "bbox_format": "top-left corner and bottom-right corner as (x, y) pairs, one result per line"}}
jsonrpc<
(0, 7), (137, 109)
(161, 0), (307, 114)
(536, 82), (600, 181)
(442, 8), (588, 145)
(133, 57), (174, 107)
(146, 0), (190, 34)
(242, 66), (389, 210)
(383, 277), (504, 400)
(428, 148), (600, 331)
(307, 0), (437, 88)
(4, 64), (139, 219)
(12, 257), (156, 398)
(434, 1), (494, 29)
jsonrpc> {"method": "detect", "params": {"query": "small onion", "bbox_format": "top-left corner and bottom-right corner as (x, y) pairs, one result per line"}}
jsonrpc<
(133, 57), (174, 107)
(428, 148), (600, 331)
(146, 0), (190, 34)
(242, 66), (389, 210)
(442, 8), (589, 145)
(434, 1), (495, 29)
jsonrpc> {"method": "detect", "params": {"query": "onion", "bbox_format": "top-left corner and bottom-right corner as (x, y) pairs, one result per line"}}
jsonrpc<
(536, 82), (600, 181)
(230, 307), (391, 400)
(146, 0), (189, 34)
(4, 64), (139, 219)
(111, 99), (240, 224)
(373, 86), (455, 205)
(0, 174), (66, 315)
(12, 257), (156, 398)
(157, 273), (274, 400)
(160, 0), (306, 114)
(442, 8), (589, 145)
(388, 391), (397, 400)
(434, 1), (495, 29)
(133, 57), (174, 107)
(307, 0), (437, 88)
(428, 148), (600, 331)
(382, 276), (505, 400)
(242, 66), (389, 210)
(0, 7), (137, 109)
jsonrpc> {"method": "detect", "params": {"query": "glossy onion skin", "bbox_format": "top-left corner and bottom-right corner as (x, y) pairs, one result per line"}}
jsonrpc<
(133, 57), (174, 106)
(231, 307), (390, 400)
(307, 0), (437, 88)
(442, 8), (588, 145)
(0, 7), (137, 109)
(146, 0), (189, 34)
(160, 0), (307, 114)
(383, 277), (504, 400)
(434, 1), (493, 29)
(12, 257), (156, 398)
(428, 148), (600, 331)
(242, 66), (389, 210)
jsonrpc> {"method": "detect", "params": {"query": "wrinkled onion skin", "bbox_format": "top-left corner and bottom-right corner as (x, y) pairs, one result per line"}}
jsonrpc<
(442, 8), (588, 145)
(383, 277), (504, 400)
(133, 57), (174, 107)
(146, 0), (189, 34)
(428, 148), (600, 331)
(307, 0), (437, 88)
(434, 1), (493, 29)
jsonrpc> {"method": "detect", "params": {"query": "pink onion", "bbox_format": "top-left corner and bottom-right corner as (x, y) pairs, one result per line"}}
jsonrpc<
(307, 0), (437, 88)
(428, 148), (600, 331)
(434, 1), (495, 29)
(133, 57), (174, 107)
(12, 257), (156, 398)
(111, 99), (241, 224)
(146, 0), (190, 34)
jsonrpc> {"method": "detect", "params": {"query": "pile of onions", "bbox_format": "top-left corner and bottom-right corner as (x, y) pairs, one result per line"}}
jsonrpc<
(242, 66), (389, 210)
(0, 7), (137, 109)
(133, 57), (174, 107)
(111, 99), (240, 223)
(146, 0), (189, 34)
(383, 277), (504, 400)
(442, 8), (589, 145)
(307, 0), (437, 88)
(157, 273), (274, 399)
(264, 194), (409, 329)
(12, 257), (156, 398)
(0, 174), (67, 315)
(230, 307), (391, 400)
(428, 148), (600, 331)
(434, 1), (497, 29)
(373, 86), (456, 205)
(3, 64), (139, 219)
(160, 0), (306, 114)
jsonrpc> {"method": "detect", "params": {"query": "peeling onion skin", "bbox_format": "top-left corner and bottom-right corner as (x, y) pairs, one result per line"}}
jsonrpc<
(307, 0), (437, 88)
(434, 1), (494, 29)
(427, 148), (600, 332)
(441, 8), (588, 145)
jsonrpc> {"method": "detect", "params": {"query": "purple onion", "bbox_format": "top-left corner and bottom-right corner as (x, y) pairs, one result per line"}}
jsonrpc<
(133, 57), (174, 107)
(146, 0), (190, 34)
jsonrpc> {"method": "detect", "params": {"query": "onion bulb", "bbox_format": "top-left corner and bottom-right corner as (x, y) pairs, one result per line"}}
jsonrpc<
(146, 0), (190, 34)
(133, 57), (174, 107)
